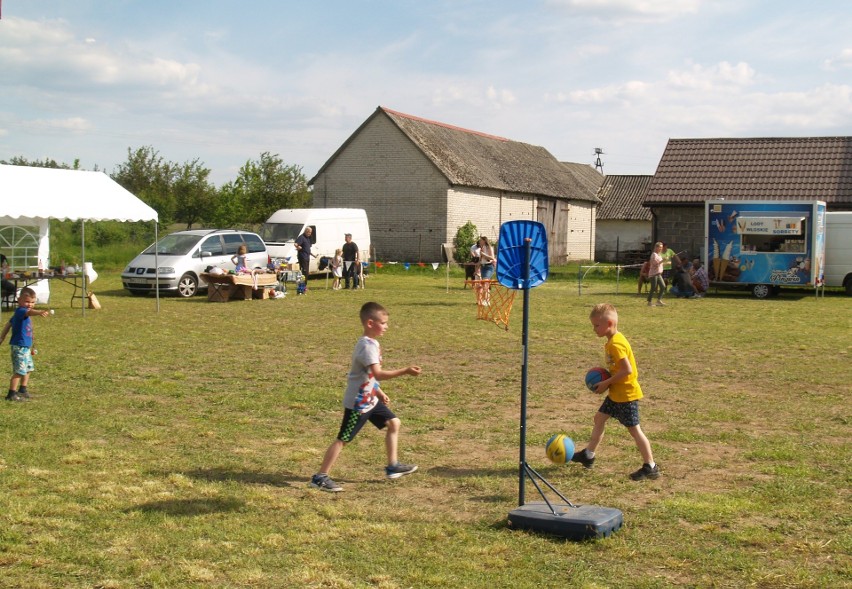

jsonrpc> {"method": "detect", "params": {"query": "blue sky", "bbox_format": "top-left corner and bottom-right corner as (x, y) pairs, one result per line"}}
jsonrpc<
(1, 0), (850, 186)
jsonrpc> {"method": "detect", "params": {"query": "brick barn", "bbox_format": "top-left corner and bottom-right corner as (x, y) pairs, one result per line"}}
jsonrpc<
(309, 106), (601, 263)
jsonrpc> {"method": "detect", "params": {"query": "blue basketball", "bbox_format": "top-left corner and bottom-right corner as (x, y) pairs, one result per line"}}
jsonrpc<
(545, 434), (575, 464)
(585, 367), (611, 392)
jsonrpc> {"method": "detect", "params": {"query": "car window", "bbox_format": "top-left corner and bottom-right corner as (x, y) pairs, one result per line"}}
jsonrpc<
(197, 235), (224, 257)
(223, 233), (247, 255)
(242, 233), (266, 253)
(144, 233), (200, 255)
(259, 222), (302, 243)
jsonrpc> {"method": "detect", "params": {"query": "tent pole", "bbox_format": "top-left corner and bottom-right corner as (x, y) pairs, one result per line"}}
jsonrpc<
(155, 221), (160, 313)
(81, 220), (86, 317)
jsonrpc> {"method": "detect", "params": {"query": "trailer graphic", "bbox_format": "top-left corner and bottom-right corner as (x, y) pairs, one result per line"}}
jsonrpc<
(704, 200), (826, 298)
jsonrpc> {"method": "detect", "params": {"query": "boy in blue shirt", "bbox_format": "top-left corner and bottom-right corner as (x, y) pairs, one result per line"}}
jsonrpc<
(1, 287), (50, 401)
(310, 301), (421, 492)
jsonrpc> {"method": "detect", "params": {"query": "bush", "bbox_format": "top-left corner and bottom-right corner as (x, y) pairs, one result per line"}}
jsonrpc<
(452, 221), (478, 264)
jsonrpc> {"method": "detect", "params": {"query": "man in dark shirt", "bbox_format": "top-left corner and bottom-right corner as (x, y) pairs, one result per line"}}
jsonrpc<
(342, 233), (360, 289)
(295, 227), (313, 276)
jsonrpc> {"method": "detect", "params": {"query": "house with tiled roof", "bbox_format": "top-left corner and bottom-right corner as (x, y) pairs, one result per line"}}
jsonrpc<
(643, 137), (852, 257)
(594, 175), (653, 263)
(309, 107), (601, 263)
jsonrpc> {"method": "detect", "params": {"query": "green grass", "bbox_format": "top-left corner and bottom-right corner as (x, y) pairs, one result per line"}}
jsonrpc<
(1, 268), (850, 588)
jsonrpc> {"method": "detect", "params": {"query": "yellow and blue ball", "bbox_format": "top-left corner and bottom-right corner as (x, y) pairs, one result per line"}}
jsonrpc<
(545, 434), (575, 464)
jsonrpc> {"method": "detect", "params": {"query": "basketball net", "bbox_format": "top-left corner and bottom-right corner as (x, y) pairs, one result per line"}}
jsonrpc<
(471, 279), (516, 331)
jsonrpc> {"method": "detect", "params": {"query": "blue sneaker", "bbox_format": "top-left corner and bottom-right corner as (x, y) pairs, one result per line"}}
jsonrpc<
(310, 474), (342, 492)
(385, 462), (418, 479)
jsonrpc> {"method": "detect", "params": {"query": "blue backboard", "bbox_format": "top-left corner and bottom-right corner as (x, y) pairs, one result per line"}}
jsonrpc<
(497, 220), (549, 289)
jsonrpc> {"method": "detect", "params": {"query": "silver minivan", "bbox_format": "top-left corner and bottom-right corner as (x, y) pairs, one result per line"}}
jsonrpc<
(122, 229), (268, 297)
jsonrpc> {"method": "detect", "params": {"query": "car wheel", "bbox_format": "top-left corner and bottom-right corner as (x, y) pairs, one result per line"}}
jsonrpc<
(177, 273), (198, 298)
(845, 277), (852, 296)
(752, 284), (770, 299)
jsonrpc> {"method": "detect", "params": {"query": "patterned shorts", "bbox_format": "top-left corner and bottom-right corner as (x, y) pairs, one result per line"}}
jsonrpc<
(598, 396), (640, 428)
(336, 401), (397, 443)
(11, 345), (34, 376)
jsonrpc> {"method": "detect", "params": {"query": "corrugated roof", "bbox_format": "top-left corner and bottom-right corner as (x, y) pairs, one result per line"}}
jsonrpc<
(596, 175), (653, 221)
(644, 137), (852, 204)
(561, 162), (605, 198)
(313, 107), (599, 202)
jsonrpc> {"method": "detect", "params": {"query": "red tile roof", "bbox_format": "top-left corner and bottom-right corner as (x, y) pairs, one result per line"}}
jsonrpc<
(644, 137), (852, 205)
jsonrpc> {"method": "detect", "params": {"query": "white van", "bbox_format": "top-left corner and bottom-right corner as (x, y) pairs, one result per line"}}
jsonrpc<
(259, 209), (371, 274)
(824, 211), (852, 295)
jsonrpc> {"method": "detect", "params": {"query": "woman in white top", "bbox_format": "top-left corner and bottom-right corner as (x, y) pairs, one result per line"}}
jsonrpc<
(478, 236), (496, 280)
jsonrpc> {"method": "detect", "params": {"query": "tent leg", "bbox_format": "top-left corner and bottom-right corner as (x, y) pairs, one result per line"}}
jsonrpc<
(155, 222), (160, 313)
(81, 220), (86, 317)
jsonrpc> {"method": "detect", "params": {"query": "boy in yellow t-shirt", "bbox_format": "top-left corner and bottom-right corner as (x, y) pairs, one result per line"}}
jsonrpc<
(571, 303), (660, 481)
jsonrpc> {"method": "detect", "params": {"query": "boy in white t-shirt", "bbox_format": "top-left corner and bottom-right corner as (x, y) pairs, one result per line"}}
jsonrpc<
(310, 302), (422, 492)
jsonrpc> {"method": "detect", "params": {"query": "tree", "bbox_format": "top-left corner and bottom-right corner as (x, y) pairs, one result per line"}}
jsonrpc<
(1, 156), (75, 169)
(172, 159), (215, 229)
(233, 152), (312, 224)
(111, 146), (176, 226)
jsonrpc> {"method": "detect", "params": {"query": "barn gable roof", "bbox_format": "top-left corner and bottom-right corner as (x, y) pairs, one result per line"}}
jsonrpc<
(561, 162), (605, 198)
(596, 175), (653, 221)
(311, 106), (600, 203)
(644, 137), (852, 205)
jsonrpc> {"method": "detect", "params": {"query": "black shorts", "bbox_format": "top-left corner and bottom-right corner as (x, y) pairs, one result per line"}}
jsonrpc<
(598, 397), (640, 428)
(336, 401), (397, 443)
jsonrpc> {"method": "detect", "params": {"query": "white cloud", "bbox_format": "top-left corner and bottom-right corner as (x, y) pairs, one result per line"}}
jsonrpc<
(0, 17), (209, 100)
(823, 48), (852, 70)
(28, 117), (92, 132)
(548, 80), (651, 105)
(544, 0), (701, 22)
(667, 61), (756, 91)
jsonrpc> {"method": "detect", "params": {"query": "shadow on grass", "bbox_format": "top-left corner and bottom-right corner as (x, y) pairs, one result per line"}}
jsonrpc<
(428, 465), (516, 478)
(395, 300), (466, 307)
(127, 496), (244, 516)
(168, 467), (306, 488)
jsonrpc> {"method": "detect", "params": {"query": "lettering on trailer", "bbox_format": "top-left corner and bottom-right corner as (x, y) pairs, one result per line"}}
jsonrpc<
(769, 269), (804, 284)
(736, 217), (803, 236)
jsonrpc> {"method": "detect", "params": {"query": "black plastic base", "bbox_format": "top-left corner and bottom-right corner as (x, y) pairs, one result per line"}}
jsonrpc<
(508, 502), (623, 540)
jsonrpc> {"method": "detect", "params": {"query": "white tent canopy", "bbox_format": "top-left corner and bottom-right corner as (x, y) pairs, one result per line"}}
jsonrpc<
(0, 164), (158, 225)
(0, 164), (159, 312)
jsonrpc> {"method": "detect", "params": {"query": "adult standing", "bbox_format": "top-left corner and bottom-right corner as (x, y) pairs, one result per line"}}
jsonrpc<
(477, 236), (496, 280)
(295, 227), (314, 277)
(342, 233), (360, 289)
(646, 242), (666, 307)
(661, 242), (680, 285)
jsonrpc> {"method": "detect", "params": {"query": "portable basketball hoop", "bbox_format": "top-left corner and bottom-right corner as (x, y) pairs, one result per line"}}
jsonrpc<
(471, 279), (516, 330)
(498, 220), (623, 541)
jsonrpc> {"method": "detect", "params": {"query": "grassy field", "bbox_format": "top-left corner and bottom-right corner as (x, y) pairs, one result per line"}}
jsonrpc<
(1, 267), (850, 588)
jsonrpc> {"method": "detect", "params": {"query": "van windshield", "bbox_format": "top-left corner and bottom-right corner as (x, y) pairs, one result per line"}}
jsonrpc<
(142, 234), (201, 256)
(260, 223), (303, 243)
